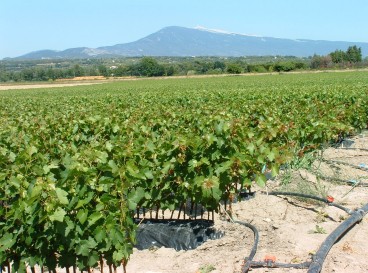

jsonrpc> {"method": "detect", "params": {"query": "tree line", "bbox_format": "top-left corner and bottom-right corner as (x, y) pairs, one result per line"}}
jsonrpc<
(0, 46), (366, 82)
(0, 58), (307, 82)
(311, 45), (364, 69)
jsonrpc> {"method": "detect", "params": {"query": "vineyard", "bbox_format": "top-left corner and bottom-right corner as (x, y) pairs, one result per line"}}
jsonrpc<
(0, 72), (368, 272)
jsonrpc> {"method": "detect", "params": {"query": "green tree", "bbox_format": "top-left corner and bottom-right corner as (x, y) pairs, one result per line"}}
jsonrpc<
(21, 68), (35, 81)
(136, 57), (165, 77)
(165, 65), (175, 76)
(213, 60), (226, 71)
(273, 62), (296, 72)
(330, 50), (347, 63)
(73, 64), (85, 77)
(226, 63), (242, 74)
(346, 45), (362, 63)
(310, 55), (332, 69)
(98, 65), (109, 77)
(247, 64), (268, 73)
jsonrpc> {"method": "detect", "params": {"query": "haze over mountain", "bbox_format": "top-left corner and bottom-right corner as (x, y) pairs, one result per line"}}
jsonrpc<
(9, 26), (368, 60)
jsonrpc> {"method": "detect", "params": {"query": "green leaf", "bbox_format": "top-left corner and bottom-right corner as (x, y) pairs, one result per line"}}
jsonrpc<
(127, 187), (145, 210)
(113, 124), (120, 133)
(200, 157), (210, 165)
(96, 151), (108, 164)
(43, 163), (58, 174)
(126, 161), (139, 176)
(113, 250), (125, 262)
(144, 170), (154, 179)
(161, 161), (171, 174)
(126, 160), (146, 179)
(77, 209), (88, 225)
(55, 188), (69, 205)
(110, 228), (125, 244)
(76, 240), (92, 257)
(271, 165), (279, 177)
(88, 251), (100, 267)
(43, 165), (51, 174)
(255, 174), (267, 187)
(211, 187), (222, 201)
(194, 176), (205, 186)
(105, 141), (113, 152)
(0, 172), (7, 181)
(215, 121), (224, 134)
(0, 233), (16, 251)
(9, 176), (21, 189)
(93, 226), (106, 243)
(108, 160), (119, 174)
(65, 219), (75, 236)
(257, 155), (265, 164)
(267, 150), (276, 161)
(31, 185), (42, 198)
(247, 143), (255, 155)
(49, 207), (66, 222)
(9, 152), (16, 162)
(28, 146), (38, 156)
(88, 212), (102, 227)
(215, 160), (232, 175)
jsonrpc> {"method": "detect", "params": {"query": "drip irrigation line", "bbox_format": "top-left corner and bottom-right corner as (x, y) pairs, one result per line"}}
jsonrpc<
(324, 159), (368, 172)
(337, 147), (368, 152)
(318, 175), (368, 187)
(233, 220), (259, 273)
(234, 217), (312, 272)
(265, 191), (353, 214)
(308, 203), (368, 273)
(249, 260), (311, 269)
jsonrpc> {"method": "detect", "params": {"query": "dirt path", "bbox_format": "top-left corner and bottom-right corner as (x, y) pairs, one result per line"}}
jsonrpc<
(0, 82), (106, 91)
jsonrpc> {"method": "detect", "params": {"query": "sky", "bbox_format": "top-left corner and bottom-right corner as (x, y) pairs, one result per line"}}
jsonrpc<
(1, 0), (368, 59)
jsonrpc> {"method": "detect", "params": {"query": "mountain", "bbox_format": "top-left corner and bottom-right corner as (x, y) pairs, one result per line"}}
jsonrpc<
(11, 26), (368, 59)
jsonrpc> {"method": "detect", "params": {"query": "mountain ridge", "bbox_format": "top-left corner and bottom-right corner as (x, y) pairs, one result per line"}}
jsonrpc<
(8, 26), (368, 59)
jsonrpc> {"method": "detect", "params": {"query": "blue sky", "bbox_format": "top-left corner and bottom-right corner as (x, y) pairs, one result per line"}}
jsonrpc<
(1, 0), (367, 58)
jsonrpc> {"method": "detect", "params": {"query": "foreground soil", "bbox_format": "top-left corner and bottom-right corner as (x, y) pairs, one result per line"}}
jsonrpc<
(125, 133), (368, 273)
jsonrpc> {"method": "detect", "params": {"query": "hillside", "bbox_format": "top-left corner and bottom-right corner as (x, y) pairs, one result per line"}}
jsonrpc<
(12, 26), (368, 59)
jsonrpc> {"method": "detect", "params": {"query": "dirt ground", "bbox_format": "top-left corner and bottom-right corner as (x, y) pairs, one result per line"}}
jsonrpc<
(124, 132), (368, 273)
(0, 81), (106, 90)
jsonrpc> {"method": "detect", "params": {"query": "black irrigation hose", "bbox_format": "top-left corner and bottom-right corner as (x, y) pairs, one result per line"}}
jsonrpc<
(337, 147), (368, 153)
(240, 192), (367, 272)
(234, 220), (259, 273)
(265, 191), (353, 214)
(308, 203), (368, 273)
(318, 175), (368, 187)
(324, 159), (368, 172)
(249, 260), (311, 269)
(235, 219), (314, 272)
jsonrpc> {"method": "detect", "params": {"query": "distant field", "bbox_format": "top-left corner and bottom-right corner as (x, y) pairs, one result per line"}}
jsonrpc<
(1, 71), (368, 270)
(1, 68), (367, 91)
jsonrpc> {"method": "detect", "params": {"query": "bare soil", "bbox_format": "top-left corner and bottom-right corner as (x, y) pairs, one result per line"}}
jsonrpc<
(0, 82), (106, 91)
(124, 133), (368, 273)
